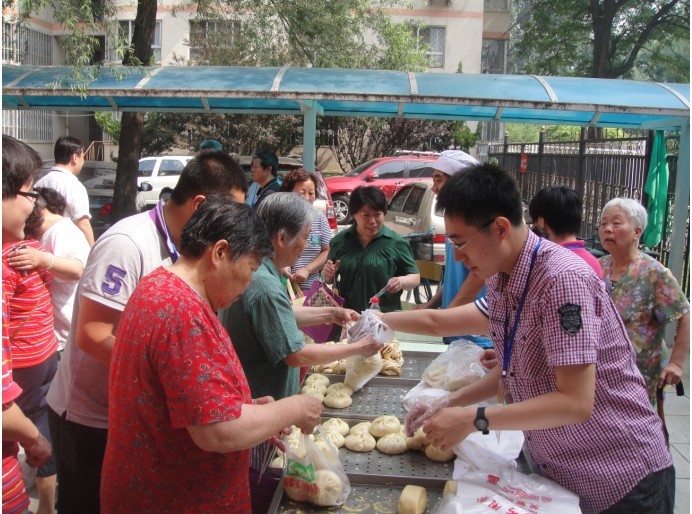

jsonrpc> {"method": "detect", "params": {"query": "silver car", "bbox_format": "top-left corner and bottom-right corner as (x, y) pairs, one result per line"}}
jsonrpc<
(384, 180), (446, 263)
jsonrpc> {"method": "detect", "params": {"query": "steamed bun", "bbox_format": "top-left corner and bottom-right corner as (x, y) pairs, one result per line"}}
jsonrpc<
(322, 417), (350, 436)
(349, 421), (371, 435)
(305, 373), (330, 388)
(376, 432), (408, 455)
(369, 415), (401, 438)
(326, 383), (354, 396)
(323, 391), (353, 409)
(344, 432), (376, 452)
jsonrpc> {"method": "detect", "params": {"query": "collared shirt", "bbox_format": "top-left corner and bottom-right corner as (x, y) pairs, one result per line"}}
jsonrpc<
(327, 224), (419, 312)
(479, 231), (671, 514)
(253, 178), (281, 209)
(35, 167), (91, 222)
(218, 258), (305, 400)
(559, 240), (602, 278)
(47, 209), (177, 429)
(149, 200), (178, 262)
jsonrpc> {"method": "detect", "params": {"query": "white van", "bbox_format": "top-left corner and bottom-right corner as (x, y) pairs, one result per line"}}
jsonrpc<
(137, 155), (194, 209)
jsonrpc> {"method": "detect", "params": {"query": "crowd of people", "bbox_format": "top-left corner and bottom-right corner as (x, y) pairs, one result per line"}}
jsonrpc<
(1, 136), (688, 514)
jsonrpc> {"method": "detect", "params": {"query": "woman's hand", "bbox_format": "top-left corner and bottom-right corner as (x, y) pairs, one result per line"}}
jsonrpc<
(659, 362), (683, 389)
(7, 246), (51, 271)
(386, 276), (406, 293)
(422, 406), (474, 451)
(333, 307), (359, 325)
(279, 266), (293, 278)
(292, 395), (324, 434)
(23, 433), (52, 468)
(323, 259), (340, 283)
(354, 335), (383, 357)
(480, 349), (498, 370)
(293, 267), (310, 283)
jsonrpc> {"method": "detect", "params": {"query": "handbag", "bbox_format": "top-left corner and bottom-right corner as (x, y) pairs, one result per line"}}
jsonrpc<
(286, 279), (306, 307)
(300, 279), (345, 343)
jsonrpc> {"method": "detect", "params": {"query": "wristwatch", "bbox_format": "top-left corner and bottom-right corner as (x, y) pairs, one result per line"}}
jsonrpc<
(474, 407), (490, 435)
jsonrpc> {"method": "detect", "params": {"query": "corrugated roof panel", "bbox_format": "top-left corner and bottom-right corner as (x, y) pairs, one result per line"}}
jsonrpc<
(145, 66), (280, 91)
(414, 73), (551, 102)
(281, 68), (411, 96)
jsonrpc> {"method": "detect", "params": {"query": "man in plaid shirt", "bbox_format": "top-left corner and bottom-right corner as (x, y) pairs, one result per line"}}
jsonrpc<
(382, 164), (674, 514)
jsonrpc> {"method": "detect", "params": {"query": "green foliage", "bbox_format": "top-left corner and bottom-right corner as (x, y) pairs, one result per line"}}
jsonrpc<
(94, 111), (121, 140)
(511, 0), (690, 80)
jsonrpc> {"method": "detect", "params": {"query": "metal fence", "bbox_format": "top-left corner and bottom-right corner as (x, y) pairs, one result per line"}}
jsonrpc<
(487, 130), (689, 296)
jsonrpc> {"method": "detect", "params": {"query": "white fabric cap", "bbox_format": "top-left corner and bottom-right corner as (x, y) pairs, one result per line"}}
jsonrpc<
(432, 150), (480, 177)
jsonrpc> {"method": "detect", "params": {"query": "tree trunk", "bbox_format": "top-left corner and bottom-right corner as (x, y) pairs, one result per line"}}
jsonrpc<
(112, 0), (158, 221)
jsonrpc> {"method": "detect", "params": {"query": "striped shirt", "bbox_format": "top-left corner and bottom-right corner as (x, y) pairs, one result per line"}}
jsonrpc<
(2, 241), (58, 368)
(291, 212), (333, 292)
(2, 290), (29, 513)
(476, 231), (671, 514)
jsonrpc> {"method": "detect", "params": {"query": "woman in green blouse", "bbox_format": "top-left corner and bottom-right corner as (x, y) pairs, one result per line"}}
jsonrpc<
(324, 186), (420, 312)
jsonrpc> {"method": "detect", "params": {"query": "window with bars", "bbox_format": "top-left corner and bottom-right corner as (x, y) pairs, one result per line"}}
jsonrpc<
(112, 20), (162, 63)
(188, 19), (240, 62)
(413, 26), (445, 69)
(3, 23), (53, 65)
(481, 39), (507, 74)
(3, 23), (54, 141)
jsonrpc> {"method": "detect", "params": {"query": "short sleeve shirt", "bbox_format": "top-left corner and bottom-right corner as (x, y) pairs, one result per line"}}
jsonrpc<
(101, 268), (252, 514)
(291, 213), (333, 292)
(327, 225), (419, 312)
(40, 217), (90, 349)
(2, 292), (30, 514)
(600, 252), (689, 404)
(2, 241), (57, 368)
(219, 258), (305, 400)
(46, 209), (175, 429)
(35, 167), (91, 221)
(485, 232), (671, 514)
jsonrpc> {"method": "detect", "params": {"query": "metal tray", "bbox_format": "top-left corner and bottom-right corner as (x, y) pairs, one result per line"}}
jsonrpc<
(270, 474), (445, 514)
(321, 377), (412, 419)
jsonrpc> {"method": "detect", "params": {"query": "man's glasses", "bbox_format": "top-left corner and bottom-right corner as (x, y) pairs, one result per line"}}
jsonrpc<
(16, 190), (40, 202)
(447, 218), (495, 252)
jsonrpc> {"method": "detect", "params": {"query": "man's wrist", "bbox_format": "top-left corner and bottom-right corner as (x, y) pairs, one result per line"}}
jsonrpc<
(21, 430), (42, 450)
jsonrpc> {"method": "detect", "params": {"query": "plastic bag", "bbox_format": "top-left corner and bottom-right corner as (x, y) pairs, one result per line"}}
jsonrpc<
(452, 430), (524, 477)
(404, 394), (449, 437)
(452, 466), (582, 513)
(343, 309), (391, 391)
(422, 340), (485, 391)
(283, 427), (351, 506)
(429, 494), (464, 514)
(403, 381), (450, 412)
(346, 309), (395, 344)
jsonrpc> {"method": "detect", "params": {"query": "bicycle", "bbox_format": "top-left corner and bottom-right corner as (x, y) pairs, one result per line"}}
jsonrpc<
(401, 228), (442, 304)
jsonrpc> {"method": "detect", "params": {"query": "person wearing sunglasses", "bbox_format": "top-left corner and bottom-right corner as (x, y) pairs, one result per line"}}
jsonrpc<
(2, 135), (54, 514)
(381, 164), (674, 514)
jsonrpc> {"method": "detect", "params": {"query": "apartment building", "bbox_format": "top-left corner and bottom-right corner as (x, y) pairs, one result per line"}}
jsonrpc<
(2, 0), (509, 159)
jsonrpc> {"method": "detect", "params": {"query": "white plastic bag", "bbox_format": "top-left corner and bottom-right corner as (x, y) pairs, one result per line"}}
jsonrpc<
(346, 309), (395, 344)
(422, 340), (485, 391)
(283, 427), (351, 506)
(453, 467), (582, 513)
(343, 309), (391, 391)
(403, 381), (450, 412)
(452, 430), (525, 477)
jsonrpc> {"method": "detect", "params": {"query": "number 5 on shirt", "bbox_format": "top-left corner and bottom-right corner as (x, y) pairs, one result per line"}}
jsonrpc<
(102, 265), (127, 296)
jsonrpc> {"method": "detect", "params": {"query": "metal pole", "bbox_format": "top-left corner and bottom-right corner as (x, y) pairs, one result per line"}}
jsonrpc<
(301, 101), (317, 171)
(667, 121), (690, 284)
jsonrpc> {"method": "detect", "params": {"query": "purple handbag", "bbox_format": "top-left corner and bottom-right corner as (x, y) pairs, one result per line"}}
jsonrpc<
(300, 279), (345, 343)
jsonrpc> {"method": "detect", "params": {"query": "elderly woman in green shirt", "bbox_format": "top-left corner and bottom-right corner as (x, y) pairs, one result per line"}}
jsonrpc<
(324, 186), (420, 313)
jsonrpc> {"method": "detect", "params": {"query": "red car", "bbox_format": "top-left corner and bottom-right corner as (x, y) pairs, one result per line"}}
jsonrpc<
(324, 154), (439, 224)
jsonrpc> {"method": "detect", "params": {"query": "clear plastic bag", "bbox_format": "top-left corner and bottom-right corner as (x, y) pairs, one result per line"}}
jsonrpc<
(343, 309), (391, 391)
(422, 339), (485, 391)
(283, 427), (351, 506)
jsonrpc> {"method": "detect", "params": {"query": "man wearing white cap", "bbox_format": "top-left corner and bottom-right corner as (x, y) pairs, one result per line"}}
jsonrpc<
(416, 150), (492, 348)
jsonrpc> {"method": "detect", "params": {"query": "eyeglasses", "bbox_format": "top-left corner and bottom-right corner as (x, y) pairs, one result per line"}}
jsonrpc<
(447, 218), (495, 252)
(16, 190), (40, 202)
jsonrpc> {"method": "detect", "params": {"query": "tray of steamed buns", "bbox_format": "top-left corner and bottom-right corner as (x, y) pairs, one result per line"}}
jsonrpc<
(301, 373), (413, 420)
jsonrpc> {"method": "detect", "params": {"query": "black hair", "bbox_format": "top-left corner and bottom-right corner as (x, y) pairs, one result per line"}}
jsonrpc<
(54, 136), (84, 164)
(528, 185), (582, 236)
(34, 187), (67, 216)
(180, 195), (274, 259)
(2, 135), (42, 198)
(159, 187), (174, 200)
(171, 150), (248, 205)
(349, 186), (387, 217)
(437, 163), (524, 228)
(253, 150), (279, 177)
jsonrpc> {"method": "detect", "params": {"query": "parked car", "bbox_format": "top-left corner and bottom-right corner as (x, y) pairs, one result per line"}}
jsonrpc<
(383, 180), (446, 263)
(137, 155), (194, 209)
(324, 154), (439, 224)
(236, 155), (337, 231)
(39, 160), (118, 240)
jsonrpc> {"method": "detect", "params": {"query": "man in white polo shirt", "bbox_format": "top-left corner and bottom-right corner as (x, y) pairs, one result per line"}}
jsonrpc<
(46, 150), (248, 514)
(36, 136), (94, 245)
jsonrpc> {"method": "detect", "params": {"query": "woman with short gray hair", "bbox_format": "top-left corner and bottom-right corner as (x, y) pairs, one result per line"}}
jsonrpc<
(219, 192), (382, 401)
(599, 197), (689, 439)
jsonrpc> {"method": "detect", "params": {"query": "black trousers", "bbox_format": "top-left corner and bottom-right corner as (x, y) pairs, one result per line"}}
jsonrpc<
(47, 408), (107, 514)
(600, 465), (675, 514)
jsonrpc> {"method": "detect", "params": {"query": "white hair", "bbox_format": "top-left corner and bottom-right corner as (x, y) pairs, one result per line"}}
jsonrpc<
(601, 197), (648, 234)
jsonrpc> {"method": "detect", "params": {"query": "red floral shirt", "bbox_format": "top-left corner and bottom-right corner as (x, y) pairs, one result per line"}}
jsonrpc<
(101, 267), (252, 513)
